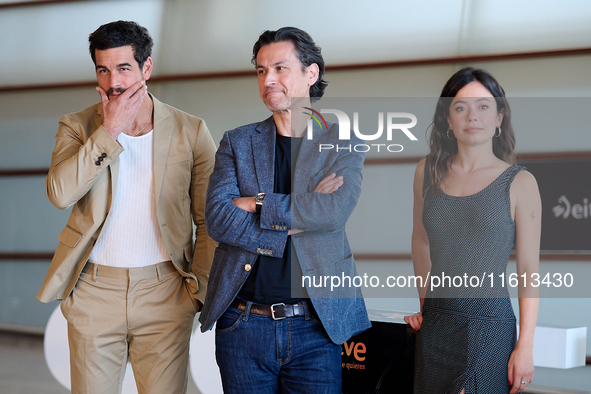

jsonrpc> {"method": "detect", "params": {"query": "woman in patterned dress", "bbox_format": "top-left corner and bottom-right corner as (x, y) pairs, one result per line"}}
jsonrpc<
(404, 68), (541, 394)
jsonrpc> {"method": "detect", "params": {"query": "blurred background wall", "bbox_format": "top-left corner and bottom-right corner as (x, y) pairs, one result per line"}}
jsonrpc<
(0, 0), (590, 391)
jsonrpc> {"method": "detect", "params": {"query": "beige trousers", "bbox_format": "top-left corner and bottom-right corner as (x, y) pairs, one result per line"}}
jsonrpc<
(60, 262), (197, 394)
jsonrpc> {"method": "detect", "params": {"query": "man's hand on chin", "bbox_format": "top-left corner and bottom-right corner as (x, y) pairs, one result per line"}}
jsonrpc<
(97, 80), (148, 139)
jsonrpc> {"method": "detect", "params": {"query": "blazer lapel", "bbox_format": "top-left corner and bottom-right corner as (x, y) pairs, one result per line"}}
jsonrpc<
(151, 95), (174, 209)
(293, 120), (330, 193)
(252, 117), (276, 193)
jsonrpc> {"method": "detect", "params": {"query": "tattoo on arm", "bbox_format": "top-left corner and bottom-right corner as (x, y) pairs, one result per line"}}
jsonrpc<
(530, 210), (535, 220)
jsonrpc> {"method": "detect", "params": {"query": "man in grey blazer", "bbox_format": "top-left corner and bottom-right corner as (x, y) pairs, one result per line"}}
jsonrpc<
(38, 21), (216, 394)
(199, 27), (370, 393)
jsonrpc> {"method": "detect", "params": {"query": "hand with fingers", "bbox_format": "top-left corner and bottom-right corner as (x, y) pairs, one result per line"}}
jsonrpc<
(507, 346), (534, 393)
(231, 173), (346, 236)
(289, 172), (344, 235)
(403, 311), (423, 332)
(96, 80), (148, 139)
(314, 172), (343, 193)
(232, 197), (256, 213)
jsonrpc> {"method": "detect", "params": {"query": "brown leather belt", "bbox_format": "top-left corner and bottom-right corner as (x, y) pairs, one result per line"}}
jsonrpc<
(231, 298), (308, 320)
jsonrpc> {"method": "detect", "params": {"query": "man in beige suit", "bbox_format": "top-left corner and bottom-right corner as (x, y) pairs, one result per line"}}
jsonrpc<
(37, 21), (217, 394)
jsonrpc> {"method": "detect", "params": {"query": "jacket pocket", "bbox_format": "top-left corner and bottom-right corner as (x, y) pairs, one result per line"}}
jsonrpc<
(57, 226), (82, 248)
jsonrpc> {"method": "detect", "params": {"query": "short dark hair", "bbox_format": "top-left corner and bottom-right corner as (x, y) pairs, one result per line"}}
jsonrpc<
(88, 20), (153, 68)
(252, 27), (328, 101)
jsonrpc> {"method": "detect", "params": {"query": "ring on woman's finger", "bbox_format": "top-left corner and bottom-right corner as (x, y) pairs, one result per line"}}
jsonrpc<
(521, 381), (528, 385)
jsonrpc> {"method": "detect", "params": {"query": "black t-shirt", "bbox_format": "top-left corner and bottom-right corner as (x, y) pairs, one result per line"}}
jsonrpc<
(237, 133), (306, 304)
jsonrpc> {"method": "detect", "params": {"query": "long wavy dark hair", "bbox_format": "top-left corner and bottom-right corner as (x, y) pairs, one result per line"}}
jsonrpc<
(426, 67), (516, 192)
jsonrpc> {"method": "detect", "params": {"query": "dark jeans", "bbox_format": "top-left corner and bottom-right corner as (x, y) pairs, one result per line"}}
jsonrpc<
(215, 302), (342, 394)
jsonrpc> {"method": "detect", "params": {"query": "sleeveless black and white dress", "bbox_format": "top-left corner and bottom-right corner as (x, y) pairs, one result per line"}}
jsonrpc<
(414, 164), (524, 394)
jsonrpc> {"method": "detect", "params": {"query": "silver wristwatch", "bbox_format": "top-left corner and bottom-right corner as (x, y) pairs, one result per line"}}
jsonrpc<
(254, 192), (266, 214)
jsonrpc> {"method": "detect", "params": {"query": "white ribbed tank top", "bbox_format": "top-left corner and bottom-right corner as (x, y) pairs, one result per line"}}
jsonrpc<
(89, 130), (171, 267)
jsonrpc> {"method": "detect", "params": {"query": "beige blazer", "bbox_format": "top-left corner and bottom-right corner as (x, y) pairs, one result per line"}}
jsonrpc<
(37, 94), (217, 303)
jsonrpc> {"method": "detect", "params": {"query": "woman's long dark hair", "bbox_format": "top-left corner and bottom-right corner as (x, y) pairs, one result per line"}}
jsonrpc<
(426, 67), (516, 192)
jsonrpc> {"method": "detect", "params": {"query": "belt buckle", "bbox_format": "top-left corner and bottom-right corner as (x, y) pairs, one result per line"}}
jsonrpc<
(270, 303), (286, 320)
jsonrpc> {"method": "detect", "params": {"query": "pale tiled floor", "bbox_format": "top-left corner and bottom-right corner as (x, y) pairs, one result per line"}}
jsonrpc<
(0, 332), (68, 394)
(0, 332), (201, 394)
(1, 331), (589, 394)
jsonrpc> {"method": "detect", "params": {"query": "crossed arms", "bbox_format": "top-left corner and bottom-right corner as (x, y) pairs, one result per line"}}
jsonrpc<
(204, 130), (364, 257)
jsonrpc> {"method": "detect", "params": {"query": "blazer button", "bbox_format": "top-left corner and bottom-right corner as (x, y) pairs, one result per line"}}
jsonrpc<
(244, 264), (252, 271)
(95, 161), (101, 166)
(101, 153), (107, 158)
